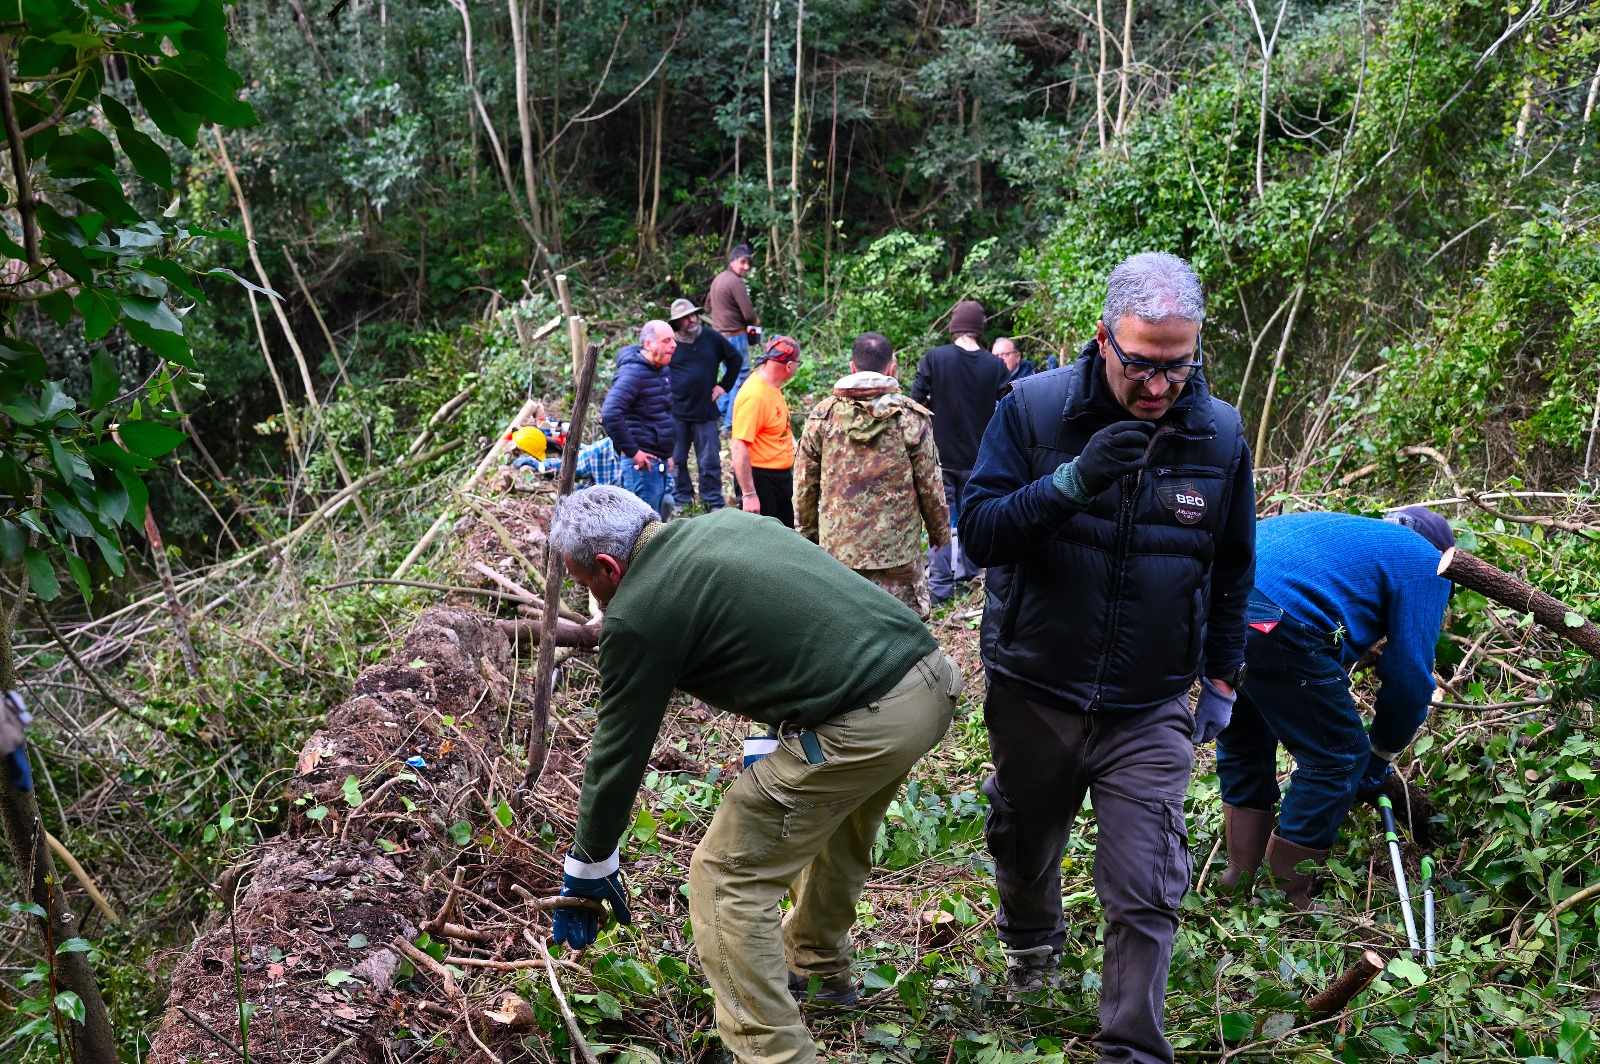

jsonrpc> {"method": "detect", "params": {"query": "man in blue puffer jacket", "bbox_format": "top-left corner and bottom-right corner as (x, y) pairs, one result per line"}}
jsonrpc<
(601, 320), (677, 516)
(961, 252), (1255, 1063)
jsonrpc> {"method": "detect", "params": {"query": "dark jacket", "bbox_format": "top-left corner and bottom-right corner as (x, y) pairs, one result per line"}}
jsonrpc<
(1006, 359), (1037, 385)
(669, 328), (742, 422)
(601, 345), (675, 459)
(960, 344), (1255, 713)
(911, 342), (1009, 472)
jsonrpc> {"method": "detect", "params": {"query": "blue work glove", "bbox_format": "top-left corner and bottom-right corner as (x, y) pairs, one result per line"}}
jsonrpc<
(550, 854), (632, 950)
(1, 692), (32, 792)
(1355, 751), (1393, 800)
(1192, 678), (1236, 745)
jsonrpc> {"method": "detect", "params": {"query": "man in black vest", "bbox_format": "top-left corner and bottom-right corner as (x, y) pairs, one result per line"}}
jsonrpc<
(961, 253), (1255, 1064)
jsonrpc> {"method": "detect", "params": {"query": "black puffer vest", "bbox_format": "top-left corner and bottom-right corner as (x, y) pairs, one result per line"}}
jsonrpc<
(980, 349), (1247, 712)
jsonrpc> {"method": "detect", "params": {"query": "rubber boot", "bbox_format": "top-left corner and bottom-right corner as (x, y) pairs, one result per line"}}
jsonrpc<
(1218, 804), (1274, 895)
(1264, 833), (1328, 910)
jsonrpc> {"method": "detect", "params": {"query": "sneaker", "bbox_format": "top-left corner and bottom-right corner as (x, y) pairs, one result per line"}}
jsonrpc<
(786, 970), (860, 1006)
(1003, 944), (1062, 998)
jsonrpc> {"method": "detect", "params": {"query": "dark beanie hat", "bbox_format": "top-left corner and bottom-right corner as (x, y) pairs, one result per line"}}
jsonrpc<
(1386, 506), (1455, 553)
(949, 300), (986, 338)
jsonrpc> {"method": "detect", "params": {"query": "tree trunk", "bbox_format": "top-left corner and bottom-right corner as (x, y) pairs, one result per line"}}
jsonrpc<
(0, 598), (118, 1064)
(507, 0), (544, 241)
(522, 338), (601, 790)
(789, 0), (805, 285)
(1438, 549), (1600, 660)
(647, 77), (665, 253)
(1251, 280), (1304, 461)
(1114, 0), (1133, 137)
(763, 0), (779, 275)
(1094, 0), (1109, 150)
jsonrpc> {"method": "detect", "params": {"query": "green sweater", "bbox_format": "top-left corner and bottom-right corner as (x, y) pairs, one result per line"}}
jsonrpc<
(571, 509), (937, 865)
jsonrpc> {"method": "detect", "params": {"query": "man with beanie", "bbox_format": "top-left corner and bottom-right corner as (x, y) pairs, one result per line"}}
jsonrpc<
(708, 243), (761, 429)
(545, 486), (960, 1064)
(912, 299), (1009, 604)
(1213, 507), (1453, 906)
(730, 335), (802, 527)
(794, 332), (949, 617)
(601, 320), (677, 516)
(667, 298), (742, 511)
(960, 252), (1255, 1063)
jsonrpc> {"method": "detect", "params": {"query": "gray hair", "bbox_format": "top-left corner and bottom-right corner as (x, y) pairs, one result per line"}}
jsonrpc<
(639, 319), (672, 344)
(1101, 252), (1206, 329)
(549, 486), (657, 569)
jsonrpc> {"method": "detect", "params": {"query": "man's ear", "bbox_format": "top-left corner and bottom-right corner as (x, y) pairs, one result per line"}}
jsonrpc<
(887, 358), (898, 378)
(848, 361), (859, 374)
(594, 554), (625, 583)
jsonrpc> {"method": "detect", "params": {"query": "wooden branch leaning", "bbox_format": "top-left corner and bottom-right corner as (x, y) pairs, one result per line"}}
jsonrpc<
(1439, 548), (1600, 660)
(1304, 949), (1387, 1017)
(522, 339), (601, 791)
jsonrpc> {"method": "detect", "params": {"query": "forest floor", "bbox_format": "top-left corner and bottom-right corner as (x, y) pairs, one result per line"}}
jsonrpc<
(142, 472), (1600, 1064)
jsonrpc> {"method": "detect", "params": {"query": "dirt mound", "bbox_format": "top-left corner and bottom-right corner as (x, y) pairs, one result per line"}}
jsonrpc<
(148, 607), (551, 1064)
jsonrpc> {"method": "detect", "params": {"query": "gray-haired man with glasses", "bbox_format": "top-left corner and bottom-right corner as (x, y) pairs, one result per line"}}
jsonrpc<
(960, 252), (1256, 1064)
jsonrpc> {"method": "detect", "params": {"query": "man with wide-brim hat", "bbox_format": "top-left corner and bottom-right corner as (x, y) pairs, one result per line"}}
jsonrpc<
(666, 297), (742, 511)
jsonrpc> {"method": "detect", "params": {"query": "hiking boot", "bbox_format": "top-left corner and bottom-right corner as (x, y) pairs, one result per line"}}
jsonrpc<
(787, 970), (860, 1007)
(1002, 944), (1062, 998)
(1264, 833), (1328, 910)
(1218, 804), (1274, 895)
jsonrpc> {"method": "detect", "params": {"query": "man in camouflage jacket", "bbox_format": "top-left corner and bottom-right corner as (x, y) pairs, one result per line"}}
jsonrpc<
(795, 332), (950, 617)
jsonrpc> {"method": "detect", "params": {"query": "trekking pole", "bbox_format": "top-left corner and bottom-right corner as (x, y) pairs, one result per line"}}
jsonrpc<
(1377, 795), (1421, 955)
(1421, 855), (1436, 968)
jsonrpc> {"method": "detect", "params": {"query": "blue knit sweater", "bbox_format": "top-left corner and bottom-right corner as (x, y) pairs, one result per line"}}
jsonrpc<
(1255, 512), (1451, 756)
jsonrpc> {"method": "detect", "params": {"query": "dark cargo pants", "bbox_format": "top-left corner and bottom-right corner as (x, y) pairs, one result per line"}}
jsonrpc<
(983, 678), (1194, 1064)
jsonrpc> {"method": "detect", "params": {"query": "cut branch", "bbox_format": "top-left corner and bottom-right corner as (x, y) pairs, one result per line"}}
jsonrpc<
(1304, 949), (1386, 1017)
(1438, 548), (1600, 660)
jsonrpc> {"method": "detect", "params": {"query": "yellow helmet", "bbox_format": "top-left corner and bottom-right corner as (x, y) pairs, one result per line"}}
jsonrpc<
(507, 426), (547, 460)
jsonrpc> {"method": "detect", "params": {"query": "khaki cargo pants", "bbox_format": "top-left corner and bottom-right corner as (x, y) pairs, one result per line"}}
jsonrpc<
(688, 648), (961, 1064)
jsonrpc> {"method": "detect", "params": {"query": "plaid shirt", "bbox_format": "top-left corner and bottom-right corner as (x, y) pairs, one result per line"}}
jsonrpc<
(512, 437), (625, 486)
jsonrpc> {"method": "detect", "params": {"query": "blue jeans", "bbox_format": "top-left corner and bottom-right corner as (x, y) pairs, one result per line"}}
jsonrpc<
(718, 332), (751, 430)
(928, 467), (978, 601)
(673, 418), (724, 509)
(621, 456), (670, 517)
(1215, 592), (1369, 850)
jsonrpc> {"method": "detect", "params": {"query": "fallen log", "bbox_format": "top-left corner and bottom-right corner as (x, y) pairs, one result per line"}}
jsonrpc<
(1304, 949), (1387, 1017)
(1438, 548), (1600, 660)
(496, 615), (600, 650)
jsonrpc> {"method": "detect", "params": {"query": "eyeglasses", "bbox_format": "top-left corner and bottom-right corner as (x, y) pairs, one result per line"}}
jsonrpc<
(1104, 329), (1204, 384)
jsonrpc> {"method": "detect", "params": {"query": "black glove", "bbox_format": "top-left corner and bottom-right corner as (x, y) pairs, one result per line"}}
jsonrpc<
(1073, 420), (1156, 497)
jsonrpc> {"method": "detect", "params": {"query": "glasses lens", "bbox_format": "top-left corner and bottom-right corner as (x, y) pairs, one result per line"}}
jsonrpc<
(1164, 363), (1196, 383)
(1121, 361), (1159, 382)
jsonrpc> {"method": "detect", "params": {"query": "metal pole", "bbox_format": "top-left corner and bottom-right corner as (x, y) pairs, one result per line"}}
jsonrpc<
(1378, 795), (1421, 954)
(1421, 854), (1437, 968)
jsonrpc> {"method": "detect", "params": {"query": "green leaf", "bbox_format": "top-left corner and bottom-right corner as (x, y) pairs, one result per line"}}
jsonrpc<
(115, 469), (148, 526)
(64, 551), (91, 603)
(341, 774), (363, 807)
(113, 123), (173, 188)
(323, 969), (355, 987)
(55, 937), (93, 954)
(1219, 1012), (1253, 1041)
(141, 259), (206, 302)
(24, 548), (60, 601)
(118, 420), (186, 459)
(122, 315), (193, 366)
(118, 295), (183, 334)
(493, 799), (513, 828)
(38, 288), (73, 325)
(9, 901), (47, 918)
(304, 805), (329, 822)
(64, 179), (138, 224)
(92, 477), (129, 527)
(347, 933), (368, 949)
(206, 267), (281, 300)
(53, 991), (85, 1025)
(1564, 612), (1586, 629)
(130, 63), (201, 147)
(448, 820), (472, 847)
(1386, 955), (1427, 986)
(88, 349), (118, 405)
(0, 521), (24, 564)
(45, 128), (116, 179)
(1369, 1027), (1412, 1054)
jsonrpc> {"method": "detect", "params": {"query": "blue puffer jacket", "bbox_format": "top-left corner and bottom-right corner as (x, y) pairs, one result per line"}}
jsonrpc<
(601, 345), (675, 459)
(960, 344), (1256, 713)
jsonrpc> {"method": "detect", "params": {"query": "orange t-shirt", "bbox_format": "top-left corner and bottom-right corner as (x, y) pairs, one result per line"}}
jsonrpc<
(731, 373), (795, 469)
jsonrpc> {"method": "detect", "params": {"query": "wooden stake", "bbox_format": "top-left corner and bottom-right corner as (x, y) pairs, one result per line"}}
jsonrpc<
(1304, 949), (1386, 1017)
(522, 341), (601, 790)
(1438, 548), (1600, 660)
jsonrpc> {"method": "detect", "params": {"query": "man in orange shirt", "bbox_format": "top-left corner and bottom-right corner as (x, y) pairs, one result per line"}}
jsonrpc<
(730, 335), (800, 527)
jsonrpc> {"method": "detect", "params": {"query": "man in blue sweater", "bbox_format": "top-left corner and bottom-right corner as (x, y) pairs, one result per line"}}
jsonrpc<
(961, 253), (1254, 1062)
(1214, 507), (1454, 907)
(601, 320), (677, 517)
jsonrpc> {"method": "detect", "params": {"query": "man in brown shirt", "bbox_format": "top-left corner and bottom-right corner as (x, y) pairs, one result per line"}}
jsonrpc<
(708, 243), (759, 429)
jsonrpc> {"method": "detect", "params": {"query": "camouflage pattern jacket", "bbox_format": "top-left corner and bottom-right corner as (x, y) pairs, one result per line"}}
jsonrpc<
(795, 371), (951, 570)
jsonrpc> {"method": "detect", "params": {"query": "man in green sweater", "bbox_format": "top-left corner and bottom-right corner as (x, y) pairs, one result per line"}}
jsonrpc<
(547, 486), (960, 1064)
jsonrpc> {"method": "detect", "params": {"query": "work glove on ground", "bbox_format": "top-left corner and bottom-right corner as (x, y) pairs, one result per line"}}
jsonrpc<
(1, 692), (32, 792)
(1063, 420), (1157, 499)
(550, 855), (632, 950)
(1192, 678), (1236, 745)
